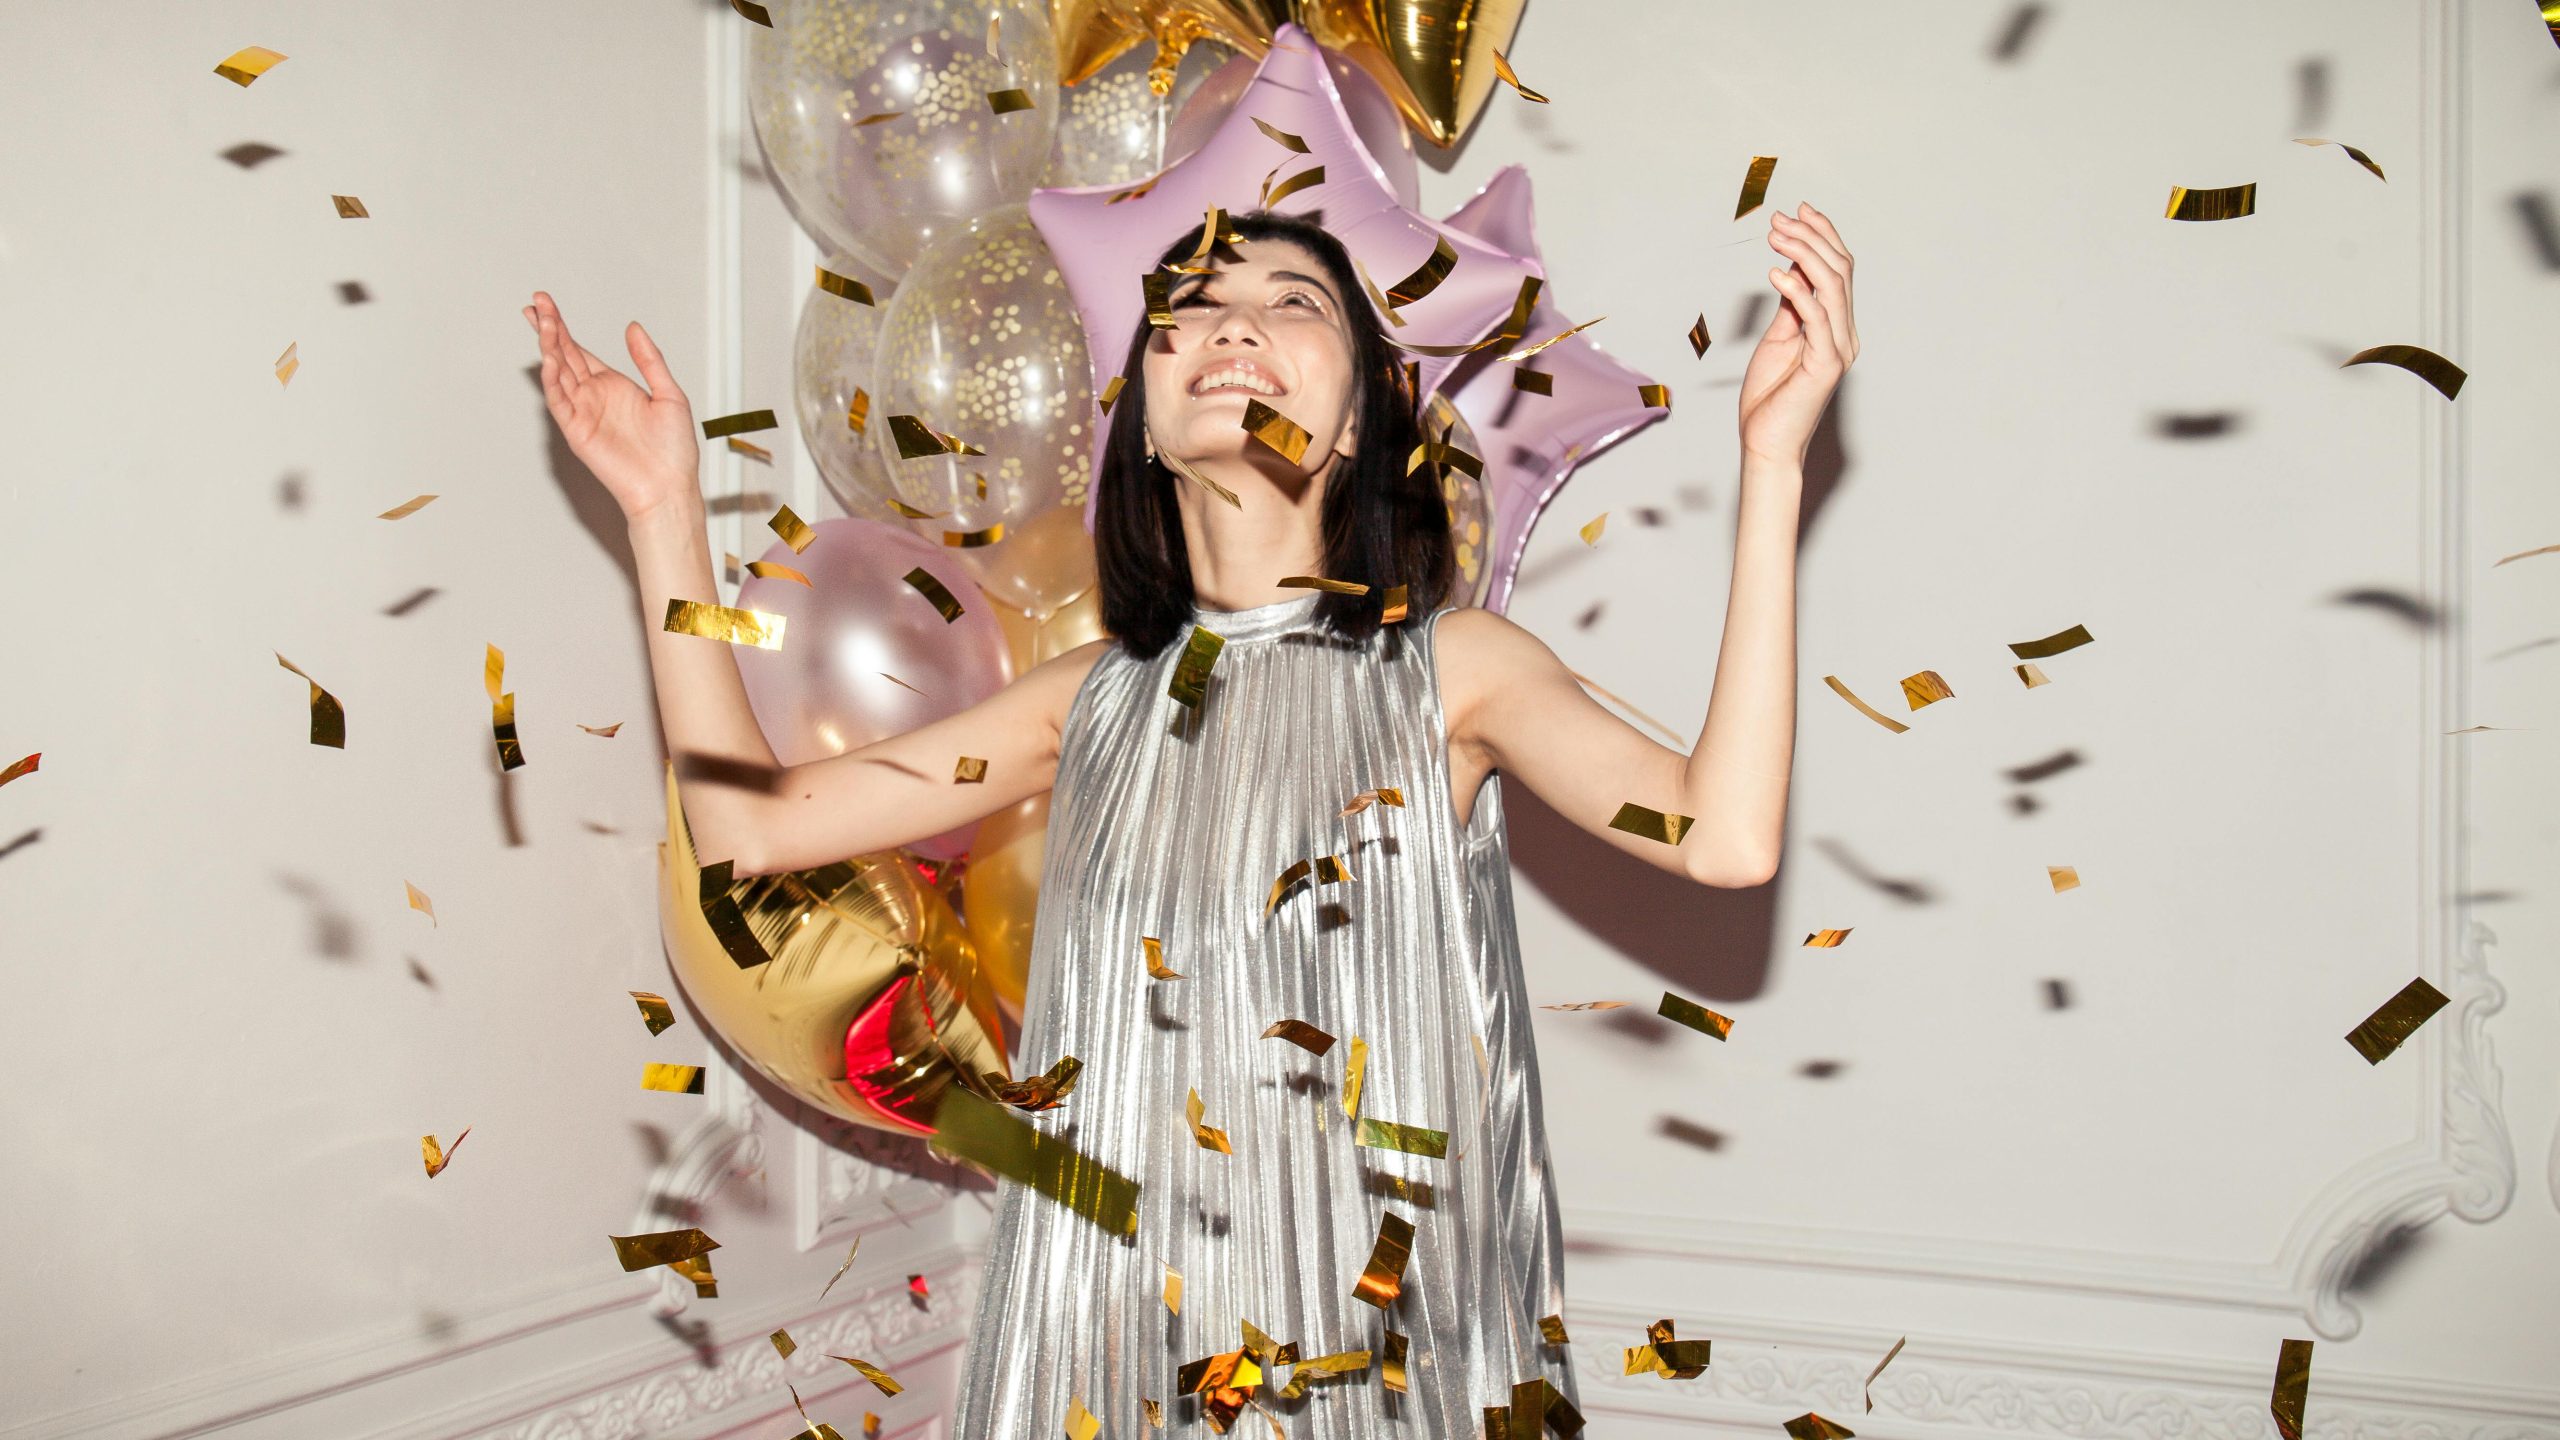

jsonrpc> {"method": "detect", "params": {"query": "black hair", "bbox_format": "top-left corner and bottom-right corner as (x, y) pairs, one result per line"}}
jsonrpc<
(1092, 209), (1452, 658)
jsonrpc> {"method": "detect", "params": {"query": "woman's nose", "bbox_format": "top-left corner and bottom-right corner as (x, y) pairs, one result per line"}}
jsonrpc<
(1208, 309), (1264, 346)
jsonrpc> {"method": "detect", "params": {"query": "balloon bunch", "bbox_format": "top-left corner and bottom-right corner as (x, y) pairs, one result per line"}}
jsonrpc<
(672, 0), (1666, 1137)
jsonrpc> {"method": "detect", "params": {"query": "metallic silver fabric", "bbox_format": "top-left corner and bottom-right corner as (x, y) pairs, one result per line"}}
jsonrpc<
(951, 592), (1578, 1435)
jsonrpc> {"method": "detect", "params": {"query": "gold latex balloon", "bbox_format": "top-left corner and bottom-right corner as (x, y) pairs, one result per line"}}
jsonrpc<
(991, 583), (1109, 673)
(1049, 0), (1528, 147)
(959, 793), (1049, 1020)
(658, 769), (1013, 1136)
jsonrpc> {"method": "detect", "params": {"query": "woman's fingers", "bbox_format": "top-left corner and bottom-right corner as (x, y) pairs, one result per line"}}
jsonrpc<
(625, 320), (683, 402)
(1768, 267), (1841, 372)
(1768, 229), (1847, 325)
(1784, 207), (1858, 352)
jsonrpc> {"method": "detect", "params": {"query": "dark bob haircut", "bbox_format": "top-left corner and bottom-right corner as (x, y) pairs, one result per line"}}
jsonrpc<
(1093, 210), (1453, 659)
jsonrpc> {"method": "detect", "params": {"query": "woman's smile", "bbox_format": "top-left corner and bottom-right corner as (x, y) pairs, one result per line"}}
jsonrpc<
(1186, 357), (1288, 398)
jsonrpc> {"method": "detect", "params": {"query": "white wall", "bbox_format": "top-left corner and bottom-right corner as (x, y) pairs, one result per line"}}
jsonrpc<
(3, 1), (2555, 1437)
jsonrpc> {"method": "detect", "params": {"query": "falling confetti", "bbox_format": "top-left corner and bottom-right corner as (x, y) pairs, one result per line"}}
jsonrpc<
(377, 494), (438, 520)
(405, 881), (436, 926)
(421, 1128), (469, 1178)
(214, 45), (288, 86)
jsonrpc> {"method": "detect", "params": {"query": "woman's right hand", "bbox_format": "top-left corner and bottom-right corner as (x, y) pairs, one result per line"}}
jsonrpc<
(525, 291), (702, 525)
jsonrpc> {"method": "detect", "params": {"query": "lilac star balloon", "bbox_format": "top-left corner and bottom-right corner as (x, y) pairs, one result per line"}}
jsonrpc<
(1028, 24), (1543, 531)
(1439, 164), (1667, 615)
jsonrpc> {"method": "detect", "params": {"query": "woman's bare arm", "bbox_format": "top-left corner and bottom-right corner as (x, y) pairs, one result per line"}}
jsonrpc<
(527, 290), (1097, 875)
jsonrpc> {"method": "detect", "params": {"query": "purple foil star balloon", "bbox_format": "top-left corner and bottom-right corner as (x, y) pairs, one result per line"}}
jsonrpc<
(1028, 24), (1543, 532)
(1440, 164), (1667, 615)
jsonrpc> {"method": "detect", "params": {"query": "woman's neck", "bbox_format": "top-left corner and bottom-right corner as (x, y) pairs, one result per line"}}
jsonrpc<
(1174, 453), (1335, 610)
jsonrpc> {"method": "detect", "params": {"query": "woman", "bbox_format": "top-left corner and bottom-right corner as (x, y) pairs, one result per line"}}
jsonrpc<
(527, 201), (1854, 1434)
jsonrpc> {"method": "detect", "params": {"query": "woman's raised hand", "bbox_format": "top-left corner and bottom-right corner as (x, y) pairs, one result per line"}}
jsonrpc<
(524, 291), (702, 524)
(1737, 202), (1859, 470)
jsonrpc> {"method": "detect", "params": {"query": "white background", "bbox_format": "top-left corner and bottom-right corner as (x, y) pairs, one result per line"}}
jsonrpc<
(2, 2), (2556, 1436)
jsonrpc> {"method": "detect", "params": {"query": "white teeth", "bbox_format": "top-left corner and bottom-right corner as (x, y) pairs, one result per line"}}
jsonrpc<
(1193, 366), (1278, 396)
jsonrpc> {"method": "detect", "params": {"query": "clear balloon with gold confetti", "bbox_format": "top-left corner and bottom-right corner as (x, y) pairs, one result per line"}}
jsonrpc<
(747, 0), (1059, 276)
(793, 252), (901, 520)
(1041, 34), (1227, 189)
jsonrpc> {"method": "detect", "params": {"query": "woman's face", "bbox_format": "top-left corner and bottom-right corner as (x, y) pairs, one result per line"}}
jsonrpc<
(1139, 236), (1360, 478)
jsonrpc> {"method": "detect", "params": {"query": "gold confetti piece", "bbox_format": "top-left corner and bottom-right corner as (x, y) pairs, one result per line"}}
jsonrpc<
(1277, 1349), (1372, 1399)
(1688, 315), (1713, 357)
(491, 692), (526, 771)
(1637, 382), (1672, 410)
(1381, 236), (1460, 311)
(274, 653), (346, 748)
(987, 87), (1035, 114)
(1822, 674), (1910, 734)
(700, 408), (777, 439)
(1512, 367), (1553, 396)
(814, 266), (876, 306)
(628, 991), (676, 1036)
(845, 388), (873, 436)
(942, 755), (987, 787)
(572, 722), (623, 741)
(1344, 1036), (1369, 1119)
(2293, 136), (2385, 181)
(1734, 155), (1780, 219)
(1164, 1262), (1183, 1313)
(1279, 575), (1371, 595)
(877, 673), (929, 700)
(1539, 1000), (1629, 1011)
(816, 1237), (861, 1300)
(1265, 854), (1355, 913)
(856, 110), (902, 126)
(376, 494), (438, 520)
(2271, 1338), (2313, 1440)
(1659, 990), (1734, 1040)
(1899, 670), (1954, 710)
(1608, 802), (1692, 845)
(1097, 374), (1126, 416)
(786, 1385), (841, 1440)
(1865, 1336), (1905, 1412)
(1262, 164), (1326, 208)
(2346, 977), (2450, 1064)
(746, 561), (811, 586)
(1502, 315), (1605, 363)
(1240, 398), (1313, 465)
(2008, 623), (2094, 659)
(2547, 1), (2560, 46)
(1406, 442), (1484, 478)
(2165, 182), (2257, 221)
(1539, 1315), (1571, 1345)
(986, 9), (1000, 54)
(1352, 1211), (1415, 1308)
(728, 436), (773, 462)
(833, 1354), (906, 1396)
(610, 1227), (720, 1272)
(896, 566), (965, 623)
(274, 340), (300, 387)
(1170, 447), (1247, 507)
(1580, 513), (1607, 545)
(1340, 786), (1406, 815)
(1143, 267), (1179, 329)
(1187, 1086), (1233, 1153)
(215, 45), (289, 86)
(696, 859), (774, 969)
(1253, 116), (1311, 152)
(927, 1085), (1142, 1236)
(663, 599), (786, 649)
(943, 524), (1004, 549)
(1263, 1018), (1338, 1054)
(994, 1054), (1082, 1111)
(760, 504), (815, 553)
(730, 0), (773, 24)
(1356, 1117), (1449, 1158)
(1490, 47), (1549, 102)
(395, 882), (435, 930)
(0, 752), (37, 789)
(1142, 935), (1185, 980)
(2016, 663), (2050, 688)
(887, 413), (985, 457)
(2494, 541), (2560, 566)
(770, 1328), (798, 1358)
(643, 1062), (706, 1094)
(2048, 864), (2081, 893)
(1062, 1395), (1100, 1440)
(1382, 583), (1409, 624)
(1785, 1413), (1854, 1440)
(1169, 625), (1225, 709)
(1804, 928), (1852, 947)
(331, 194), (370, 219)
(670, 1253), (717, 1296)
(1383, 1330), (1410, 1391)
(421, 1128), (469, 1178)
(2342, 344), (2467, 400)
(883, 498), (946, 522)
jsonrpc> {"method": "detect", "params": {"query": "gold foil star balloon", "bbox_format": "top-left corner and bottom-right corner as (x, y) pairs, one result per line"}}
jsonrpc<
(658, 769), (1014, 1136)
(1050, 0), (1530, 147)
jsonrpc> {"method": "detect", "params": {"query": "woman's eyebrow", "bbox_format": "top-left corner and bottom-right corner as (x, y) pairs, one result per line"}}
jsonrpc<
(1266, 269), (1340, 304)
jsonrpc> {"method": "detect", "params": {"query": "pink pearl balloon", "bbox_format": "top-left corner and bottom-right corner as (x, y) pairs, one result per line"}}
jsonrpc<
(731, 519), (1017, 861)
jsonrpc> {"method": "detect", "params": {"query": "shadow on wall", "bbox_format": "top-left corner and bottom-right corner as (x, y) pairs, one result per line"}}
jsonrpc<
(1501, 382), (1854, 1004)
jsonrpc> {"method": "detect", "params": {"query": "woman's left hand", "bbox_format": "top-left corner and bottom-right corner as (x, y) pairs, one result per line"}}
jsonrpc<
(1737, 201), (1858, 469)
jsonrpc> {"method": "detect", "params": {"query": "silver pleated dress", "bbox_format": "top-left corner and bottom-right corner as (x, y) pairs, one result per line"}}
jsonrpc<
(949, 592), (1577, 1436)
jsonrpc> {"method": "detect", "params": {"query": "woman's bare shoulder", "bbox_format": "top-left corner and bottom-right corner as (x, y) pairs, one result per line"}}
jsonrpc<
(1429, 607), (1559, 742)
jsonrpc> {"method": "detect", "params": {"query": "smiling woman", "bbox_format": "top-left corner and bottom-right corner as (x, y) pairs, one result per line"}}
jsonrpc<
(1093, 210), (1452, 656)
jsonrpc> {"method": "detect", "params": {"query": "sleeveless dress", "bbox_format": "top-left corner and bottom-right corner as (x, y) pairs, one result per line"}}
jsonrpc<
(949, 592), (1578, 1436)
